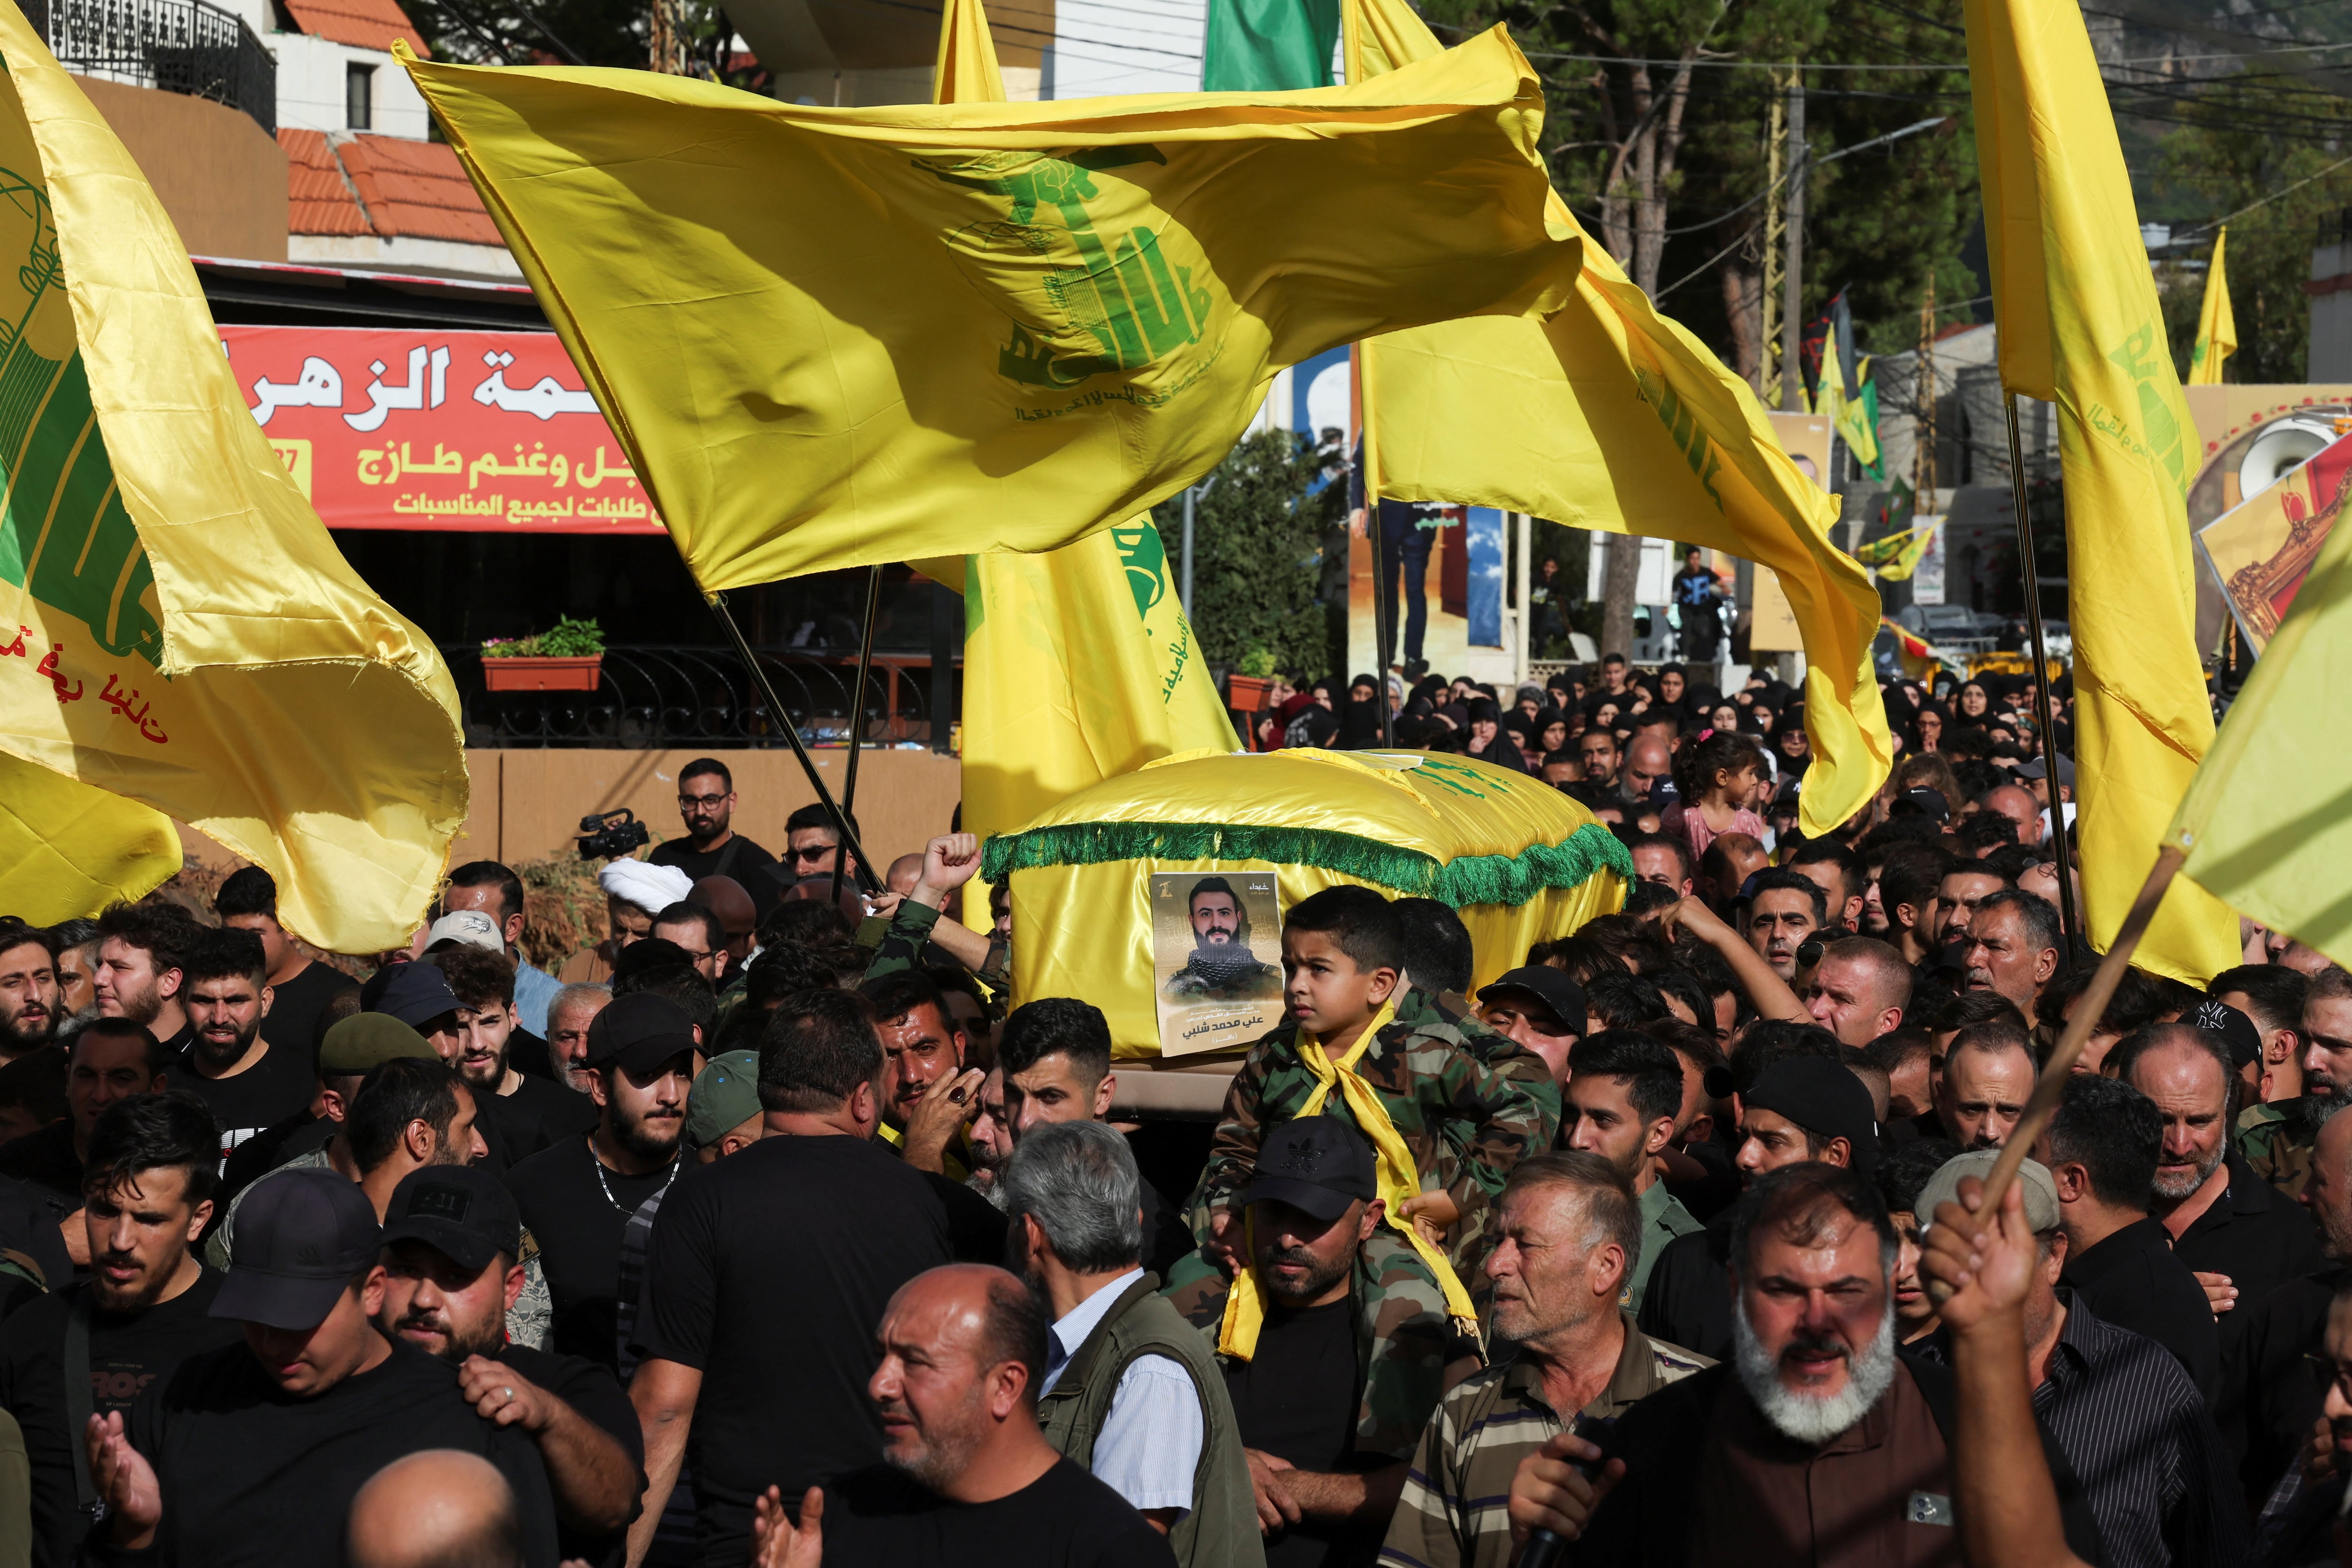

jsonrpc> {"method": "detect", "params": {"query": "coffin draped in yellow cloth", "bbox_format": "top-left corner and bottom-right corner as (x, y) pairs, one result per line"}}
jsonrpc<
(982, 748), (1628, 1059)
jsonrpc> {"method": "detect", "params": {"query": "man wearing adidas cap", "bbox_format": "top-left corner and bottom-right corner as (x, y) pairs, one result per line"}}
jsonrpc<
(80, 1166), (559, 1566)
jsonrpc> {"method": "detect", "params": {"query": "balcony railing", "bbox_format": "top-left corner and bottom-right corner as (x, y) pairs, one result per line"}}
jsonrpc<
(21, 0), (276, 135)
(440, 643), (960, 751)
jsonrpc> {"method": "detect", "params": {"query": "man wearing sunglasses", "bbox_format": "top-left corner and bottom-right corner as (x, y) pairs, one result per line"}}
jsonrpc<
(781, 801), (864, 893)
(648, 758), (780, 920)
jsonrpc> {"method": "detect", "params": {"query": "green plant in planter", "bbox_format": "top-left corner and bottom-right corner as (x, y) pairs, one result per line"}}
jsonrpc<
(481, 617), (606, 659)
(1236, 647), (1277, 678)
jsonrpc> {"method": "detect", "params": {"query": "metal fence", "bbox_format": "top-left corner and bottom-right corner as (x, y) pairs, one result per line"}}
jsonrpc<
(440, 643), (954, 750)
(21, 0), (276, 135)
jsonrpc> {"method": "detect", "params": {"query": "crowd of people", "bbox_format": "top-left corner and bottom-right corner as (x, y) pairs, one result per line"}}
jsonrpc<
(0, 641), (2329, 1568)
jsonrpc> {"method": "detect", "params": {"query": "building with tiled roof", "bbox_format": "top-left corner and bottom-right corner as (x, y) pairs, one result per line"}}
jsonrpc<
(29, 0), (516, 278)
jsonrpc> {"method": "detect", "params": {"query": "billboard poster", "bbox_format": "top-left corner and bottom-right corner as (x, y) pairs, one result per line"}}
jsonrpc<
(221, 326), (664, 533)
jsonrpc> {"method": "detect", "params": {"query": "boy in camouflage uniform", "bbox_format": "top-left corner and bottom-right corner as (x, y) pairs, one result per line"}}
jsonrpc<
(1183, 888), (1555, 1278)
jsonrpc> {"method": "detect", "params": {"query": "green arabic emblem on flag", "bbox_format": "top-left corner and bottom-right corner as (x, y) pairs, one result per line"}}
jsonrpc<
(922, 147), (1216, 394)
(1111, 522), (1167, 624)
(0, 163), (163, 669)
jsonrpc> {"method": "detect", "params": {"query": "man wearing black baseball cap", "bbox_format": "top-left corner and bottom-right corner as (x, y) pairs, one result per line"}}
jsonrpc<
(506, 994), (692, 1375)
(374, 1165), (642, 1558)
(1476, 967), (1585, 1084)
(81, 1167), (559, 1565)
(1185, 1117), (1462, 1562)
(1638, 1056), (1882, 1362)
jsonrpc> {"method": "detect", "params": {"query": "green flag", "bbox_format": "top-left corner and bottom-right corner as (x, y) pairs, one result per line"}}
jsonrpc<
(1203, 0), (1338, 90)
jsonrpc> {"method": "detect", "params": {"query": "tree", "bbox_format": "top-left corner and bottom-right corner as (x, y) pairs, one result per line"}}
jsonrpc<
(1157, 431), (1345, 683)
(2150, 80), (2352, 382)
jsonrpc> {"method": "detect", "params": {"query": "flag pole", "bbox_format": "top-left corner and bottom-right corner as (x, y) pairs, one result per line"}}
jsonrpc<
(833, 562), (885, 894)
(2002, 391), (2082, 949)
(707, 591), (882, 894)
(1360, 343), (1395, 746)
(1927, 845), (2183, 1300)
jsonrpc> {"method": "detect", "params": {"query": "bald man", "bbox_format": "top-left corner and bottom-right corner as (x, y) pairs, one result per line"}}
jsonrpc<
(1803, 936), (1914, 1047)
(1980, 784), (2043, 848)
(752, 1265), (1177, 1567)
(1699, 832), (1769, 919)
(1620, 736), (1672, 806)
(349, 1449), (525, 1568)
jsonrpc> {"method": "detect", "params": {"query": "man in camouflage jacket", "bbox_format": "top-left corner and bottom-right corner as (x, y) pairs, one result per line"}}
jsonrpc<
(1184, 984), (1559, 1277)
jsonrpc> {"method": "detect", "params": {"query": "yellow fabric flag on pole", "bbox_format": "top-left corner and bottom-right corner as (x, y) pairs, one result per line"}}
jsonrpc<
(1966, 0), (2237, 982)
(933, 0), (1239, 866)
(2189, 227), (2237, 386)
(402, 35), (1582, 591)
(1339, 0), (1890, 837)
(0, 753), (179, 922)
(2169, 493), (2352, 962)
(0, 11), (468, 951)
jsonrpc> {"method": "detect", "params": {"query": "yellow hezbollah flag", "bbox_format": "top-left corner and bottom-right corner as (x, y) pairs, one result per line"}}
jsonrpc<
(1967, 0), (2237, 982)
(1340, 0), (1889, 838)
(2190, 227), (2236, 386)
(2168, 491), (2352, 963)
(0, 753), (179, 922)
(402, 34), (1582, 591)
(932, 0), (1239, 863)
(0, 11), (467, 952)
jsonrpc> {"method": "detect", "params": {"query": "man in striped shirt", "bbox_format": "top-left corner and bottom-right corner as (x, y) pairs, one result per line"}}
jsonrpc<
(1377, 1152), (1709, 1568)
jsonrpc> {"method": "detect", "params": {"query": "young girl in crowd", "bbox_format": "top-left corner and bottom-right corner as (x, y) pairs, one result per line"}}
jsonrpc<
(1669, 729), (1768, 860)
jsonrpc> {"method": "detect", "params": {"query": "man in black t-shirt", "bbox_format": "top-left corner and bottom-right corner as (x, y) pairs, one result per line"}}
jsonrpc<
(373, 1164), (642, 1561)
(432, 946), (596, 1166)
(215, 867), (356, 1062)
(629, 988), (1006, 1567)
(81, 1166), (561, 1567)
(647, 759), (780, 922)
(0, 1093), (241, 1568)
(751, 1264), (1175, 1568)
(506, 994), (689, 1373)
(1214, 1119), (1427, 1568)
(175, 929), (317, 1167)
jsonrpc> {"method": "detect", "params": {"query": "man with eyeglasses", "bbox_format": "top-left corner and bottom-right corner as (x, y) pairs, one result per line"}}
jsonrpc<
(648, 757), (780, 920)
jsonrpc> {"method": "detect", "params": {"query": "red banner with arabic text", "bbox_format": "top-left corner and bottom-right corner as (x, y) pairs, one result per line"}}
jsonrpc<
(221, 326), (665, 533)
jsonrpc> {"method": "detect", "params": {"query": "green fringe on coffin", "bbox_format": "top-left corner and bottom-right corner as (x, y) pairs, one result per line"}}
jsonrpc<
(979, 819), (1631, 909)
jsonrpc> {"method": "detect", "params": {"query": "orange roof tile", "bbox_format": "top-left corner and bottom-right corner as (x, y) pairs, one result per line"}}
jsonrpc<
(336, 135), (503, 245)
(279, 0), (427, 55)
(280, 128), (372, 237)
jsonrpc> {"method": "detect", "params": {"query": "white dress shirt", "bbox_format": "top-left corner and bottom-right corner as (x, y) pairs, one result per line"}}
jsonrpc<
(1041, 1267), (1206, 1515)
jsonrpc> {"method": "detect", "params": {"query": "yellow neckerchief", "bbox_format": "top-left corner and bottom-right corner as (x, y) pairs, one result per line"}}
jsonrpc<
(877, 1117), (969, 1181)
(1217, 995), (1479, 1359)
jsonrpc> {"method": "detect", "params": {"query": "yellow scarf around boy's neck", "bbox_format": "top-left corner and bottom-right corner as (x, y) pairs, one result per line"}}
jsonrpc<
(1217, 995), (1479, 1359)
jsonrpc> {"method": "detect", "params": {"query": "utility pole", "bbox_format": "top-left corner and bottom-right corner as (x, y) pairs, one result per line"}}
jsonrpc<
(1780, 70), (1806, 413)
(1915, 276), (1938, 500)
(1760, 77), (1786, 401)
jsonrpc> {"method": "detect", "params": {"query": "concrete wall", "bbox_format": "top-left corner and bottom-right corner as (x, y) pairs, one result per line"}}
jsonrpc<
(177, 748), (962, 882)
(446, 748), (962, 872)
(272, 36), (433, 140)
(73, 76), (288, 262)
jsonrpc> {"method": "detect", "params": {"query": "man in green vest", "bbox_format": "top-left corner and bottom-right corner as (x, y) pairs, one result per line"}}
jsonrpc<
(1002, 1120), (1263, 1568)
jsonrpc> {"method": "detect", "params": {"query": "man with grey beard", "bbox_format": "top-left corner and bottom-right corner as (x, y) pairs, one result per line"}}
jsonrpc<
(2116, 1023), (2319, 1324)
(1562, 1163), (2102, 1564)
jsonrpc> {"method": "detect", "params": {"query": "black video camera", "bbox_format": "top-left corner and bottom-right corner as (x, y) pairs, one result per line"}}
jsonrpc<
(577, 808), (652, 862)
